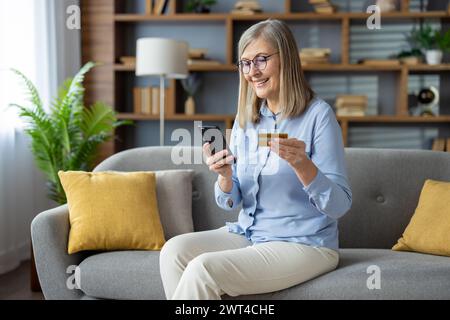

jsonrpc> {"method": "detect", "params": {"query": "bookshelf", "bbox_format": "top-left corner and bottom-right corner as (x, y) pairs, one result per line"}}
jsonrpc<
(81, 0), (450, 160)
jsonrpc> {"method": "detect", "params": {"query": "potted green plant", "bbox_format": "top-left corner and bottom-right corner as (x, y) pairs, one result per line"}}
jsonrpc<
(435, 29), (450, 62)
(186, 0), (217, 13)
(408, 24), (450, 65)
(9, 62), (132, 204)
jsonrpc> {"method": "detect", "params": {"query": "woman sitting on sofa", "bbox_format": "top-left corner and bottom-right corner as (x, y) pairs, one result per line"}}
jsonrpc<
(159, 18), (352, 300)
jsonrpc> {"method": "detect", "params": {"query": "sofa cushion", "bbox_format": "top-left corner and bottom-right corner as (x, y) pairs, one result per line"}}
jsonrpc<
(392, 179), (450, 257)
(59, 171), (166, 254)
(224, 249), (450, 300)
(154, 169), (195, 240)
(78, 251), (166, 300)
(78, 248), (450, 300)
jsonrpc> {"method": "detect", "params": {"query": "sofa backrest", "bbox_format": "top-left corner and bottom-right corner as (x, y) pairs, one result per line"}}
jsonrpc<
(341, 147), (450, 249)
(94, 146), (450, 249)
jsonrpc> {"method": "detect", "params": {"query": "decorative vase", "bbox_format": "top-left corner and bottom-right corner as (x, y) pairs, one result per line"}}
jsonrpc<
(185, 96), (195, 115)
(425, 50), (443, 65)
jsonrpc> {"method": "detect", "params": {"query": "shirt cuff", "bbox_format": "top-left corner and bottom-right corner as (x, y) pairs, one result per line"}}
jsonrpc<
(302, 169), (332, 201)
(215, 180), (234, 209)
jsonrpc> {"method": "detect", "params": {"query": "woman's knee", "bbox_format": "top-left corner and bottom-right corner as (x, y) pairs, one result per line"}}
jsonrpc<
(160, 233), (193, 264)
(183, 252), (215, 277)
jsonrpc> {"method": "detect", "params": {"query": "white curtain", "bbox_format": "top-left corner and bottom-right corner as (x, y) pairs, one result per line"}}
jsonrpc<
(0, 0), (80, 275)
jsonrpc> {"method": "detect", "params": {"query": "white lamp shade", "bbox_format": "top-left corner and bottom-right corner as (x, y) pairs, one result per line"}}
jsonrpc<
(136, 38), (188, 79)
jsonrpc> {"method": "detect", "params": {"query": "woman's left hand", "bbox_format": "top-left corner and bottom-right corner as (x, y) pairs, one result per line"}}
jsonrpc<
(269, 138), (309, 170)
(269, 137), (318, 186)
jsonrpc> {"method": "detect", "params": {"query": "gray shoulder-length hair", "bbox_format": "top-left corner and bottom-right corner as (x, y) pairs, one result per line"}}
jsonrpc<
(236, 19), (314, 128)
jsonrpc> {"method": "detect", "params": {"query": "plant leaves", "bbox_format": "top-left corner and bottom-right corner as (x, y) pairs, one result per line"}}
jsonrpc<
(10, 62), (132, 205)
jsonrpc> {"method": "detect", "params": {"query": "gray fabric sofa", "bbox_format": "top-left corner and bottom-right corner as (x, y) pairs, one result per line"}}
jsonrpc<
(31, 146), (450, 300)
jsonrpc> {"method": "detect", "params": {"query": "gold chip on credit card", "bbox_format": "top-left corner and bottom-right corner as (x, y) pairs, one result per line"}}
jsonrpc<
(258, 133), (288, 147)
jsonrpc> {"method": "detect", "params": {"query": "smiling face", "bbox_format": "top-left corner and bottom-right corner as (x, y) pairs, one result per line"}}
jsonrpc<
(241, 37), (280, 106)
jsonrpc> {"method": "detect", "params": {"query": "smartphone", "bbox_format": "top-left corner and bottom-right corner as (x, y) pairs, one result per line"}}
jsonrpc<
(198, 125), (236, 163)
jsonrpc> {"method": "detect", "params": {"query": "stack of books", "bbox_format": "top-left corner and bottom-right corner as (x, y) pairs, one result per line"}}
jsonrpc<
(335, 95), (368, 116)
(187, 48), (221, 66)
(299, 48), (331, 64)
(309, 0), (337, 14)
(431, 138), (447, 151)
(133, 87), (171, 115)
(231, 0), (263, 15)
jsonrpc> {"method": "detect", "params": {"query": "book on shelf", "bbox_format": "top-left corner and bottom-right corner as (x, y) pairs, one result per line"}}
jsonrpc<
(232, 0), (263, 14)
(301, 57), (330, 64)
(335, 95), (368, 116)
(235, 0), (262, 10)
(152, 87), (160, 115)
(300, 48), (331, 56)
(308, 0), (337, 14)
(447, 138), (450, 153)
(336, 107), (366, 117)
(153, 0), (170, 15)
(187, 58), (221, 66)
(336, 94), (368, 106)
(315, 5), (337, 14)
(231, 8), (262, 15)
(145, 0), (153, 14)
(300, 48), (331, 64)
(360, 59), (400, 66)
(143, 87), (152, 114)
(133, 86), (170, 115)
(189, 48), (208, 59)
(432, 138), (445, 151)
(133, 88), (142, 114)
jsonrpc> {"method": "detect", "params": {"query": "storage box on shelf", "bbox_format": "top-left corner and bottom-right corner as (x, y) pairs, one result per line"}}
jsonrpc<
(81, 0), (450, 159)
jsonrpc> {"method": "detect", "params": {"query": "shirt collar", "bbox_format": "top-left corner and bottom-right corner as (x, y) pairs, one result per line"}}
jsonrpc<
(259, 100), (281, 118)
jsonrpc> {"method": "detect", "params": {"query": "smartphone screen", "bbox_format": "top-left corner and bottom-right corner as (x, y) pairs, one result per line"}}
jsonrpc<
(199, 125), (236, 163)
(199, 125), (227, 154)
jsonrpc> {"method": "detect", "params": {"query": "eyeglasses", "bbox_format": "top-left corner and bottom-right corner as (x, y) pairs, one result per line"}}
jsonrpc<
(237, 52), (279, 74)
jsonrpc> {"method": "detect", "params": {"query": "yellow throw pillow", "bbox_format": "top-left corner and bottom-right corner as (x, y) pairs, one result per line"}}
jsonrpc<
(58, 171), (166, 254)
(392, 179), (450, 256)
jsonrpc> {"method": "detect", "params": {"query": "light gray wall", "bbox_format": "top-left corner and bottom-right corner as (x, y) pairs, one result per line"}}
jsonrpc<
(54, 0), (81, 85)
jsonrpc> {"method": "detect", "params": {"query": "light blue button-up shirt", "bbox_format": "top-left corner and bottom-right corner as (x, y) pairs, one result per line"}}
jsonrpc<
(214, 98), (352, 251)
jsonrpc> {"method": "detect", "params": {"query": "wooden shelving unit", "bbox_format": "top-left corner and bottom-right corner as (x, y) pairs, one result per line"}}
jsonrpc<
(114, 62), (450, 72)
(113, 63), (237, 72)
(81, 0), (450, 159)
(114, 11), (449, 22)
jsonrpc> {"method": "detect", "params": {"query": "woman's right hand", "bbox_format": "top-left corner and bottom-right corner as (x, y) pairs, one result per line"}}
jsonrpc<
(202, 142), (235, 179)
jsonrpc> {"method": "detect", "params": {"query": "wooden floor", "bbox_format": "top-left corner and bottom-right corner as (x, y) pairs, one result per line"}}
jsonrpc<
(0, 260), (44, 300)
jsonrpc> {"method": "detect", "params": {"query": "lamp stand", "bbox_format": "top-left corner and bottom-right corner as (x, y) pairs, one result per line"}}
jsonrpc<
(160, 75), (165, 146)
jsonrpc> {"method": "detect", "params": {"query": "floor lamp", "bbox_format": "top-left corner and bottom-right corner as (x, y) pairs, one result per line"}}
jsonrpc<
(136, 38), (188, 146)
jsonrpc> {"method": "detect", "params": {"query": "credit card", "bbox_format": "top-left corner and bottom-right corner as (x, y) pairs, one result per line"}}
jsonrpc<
(258, 133), (288, 147)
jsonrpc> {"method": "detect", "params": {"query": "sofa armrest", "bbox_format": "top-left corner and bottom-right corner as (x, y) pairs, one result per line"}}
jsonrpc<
(31, 204), (90, 300)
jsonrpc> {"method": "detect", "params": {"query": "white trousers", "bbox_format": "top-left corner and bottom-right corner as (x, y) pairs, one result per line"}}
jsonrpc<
(159, 226), (339, 300)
